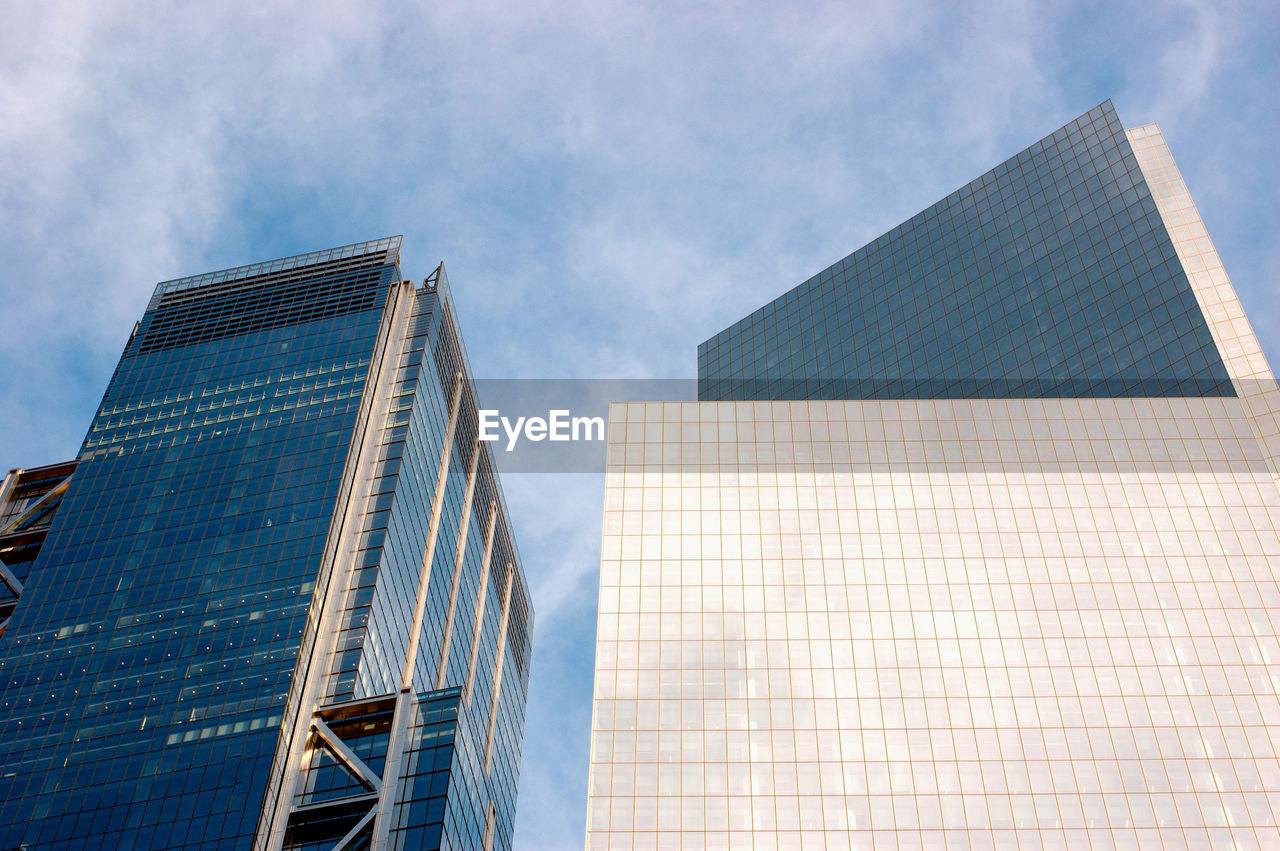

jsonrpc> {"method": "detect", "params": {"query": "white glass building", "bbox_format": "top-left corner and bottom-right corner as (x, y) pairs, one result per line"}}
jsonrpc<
(586, 106), (1280, 848)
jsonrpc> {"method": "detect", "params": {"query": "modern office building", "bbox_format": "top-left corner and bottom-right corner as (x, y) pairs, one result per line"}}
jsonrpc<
(0, 238), (533, 851)
(588, 102), (1280, 847)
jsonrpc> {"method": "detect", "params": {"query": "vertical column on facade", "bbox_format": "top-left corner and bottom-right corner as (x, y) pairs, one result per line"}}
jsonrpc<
(463, 506), (497, 705)
(399, 372), (465, 691)
(255, 280), (415, 851)
(372, 688), (418, 848)
(0, 469), (17, 514)
(483, 800), (497, 851)
(433, 442), (482, 690)
(484, 569), (514, 773)
(1127, 124), (1280, 485)
(371, 371), (466, 847)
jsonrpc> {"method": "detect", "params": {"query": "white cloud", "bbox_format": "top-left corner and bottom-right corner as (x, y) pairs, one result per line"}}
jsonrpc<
(1147, 0), (1224, 122)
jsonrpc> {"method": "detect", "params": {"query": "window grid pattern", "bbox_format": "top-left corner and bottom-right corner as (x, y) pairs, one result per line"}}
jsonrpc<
(134, 255), (391, 355)
(282, 273), (532, 851)
(387, 688), (463, 850)
(589, 400), (1280, 849)
(321, 290), (442, 705)
(697, 102), (1232, 402)
(397, 279), (530, 851)
(0, 249), (399, 849)
(1127, 124), (1280, 490)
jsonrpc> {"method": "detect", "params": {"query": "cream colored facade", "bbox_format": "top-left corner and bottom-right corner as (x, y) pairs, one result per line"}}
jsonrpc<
(1126, 125), (1280, 487)
(586, 127), (1280, 849)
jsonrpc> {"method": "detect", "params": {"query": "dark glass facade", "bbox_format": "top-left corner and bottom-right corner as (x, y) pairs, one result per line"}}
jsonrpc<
(697, 101), (1233, 401)
(0, 239), (532, 851)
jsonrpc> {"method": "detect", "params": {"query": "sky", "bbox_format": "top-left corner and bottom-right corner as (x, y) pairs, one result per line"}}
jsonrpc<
(2, 1), (1278, 847)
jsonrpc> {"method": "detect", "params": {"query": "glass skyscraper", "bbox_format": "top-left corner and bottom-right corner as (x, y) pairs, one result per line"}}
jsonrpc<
(588, 102), (1280, 847)
(0, 238), (533, 851)
(697, 102), (1232, 403)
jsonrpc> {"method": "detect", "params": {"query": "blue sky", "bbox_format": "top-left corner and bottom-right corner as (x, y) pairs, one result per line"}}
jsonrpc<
(2, 1), (1278, 847)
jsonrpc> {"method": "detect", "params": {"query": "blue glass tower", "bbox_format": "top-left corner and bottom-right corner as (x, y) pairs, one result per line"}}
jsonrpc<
(698, 101), (1233, 401)
(0, 239), (533, 851)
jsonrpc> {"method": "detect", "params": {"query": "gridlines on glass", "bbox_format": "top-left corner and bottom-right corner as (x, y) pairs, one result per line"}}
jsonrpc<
(697, 102), (1233, 403)
(588, 400), (1280, 849)
(0, 250), (399, 850)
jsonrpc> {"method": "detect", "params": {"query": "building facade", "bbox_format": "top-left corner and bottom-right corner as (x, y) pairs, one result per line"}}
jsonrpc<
(588, 104), (1280, 847)
(0, 238), (533, 851)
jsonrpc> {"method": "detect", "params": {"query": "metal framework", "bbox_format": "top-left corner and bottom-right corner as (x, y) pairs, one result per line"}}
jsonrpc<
(0, 461), (76, 637)
(282, 692), (398, 850)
